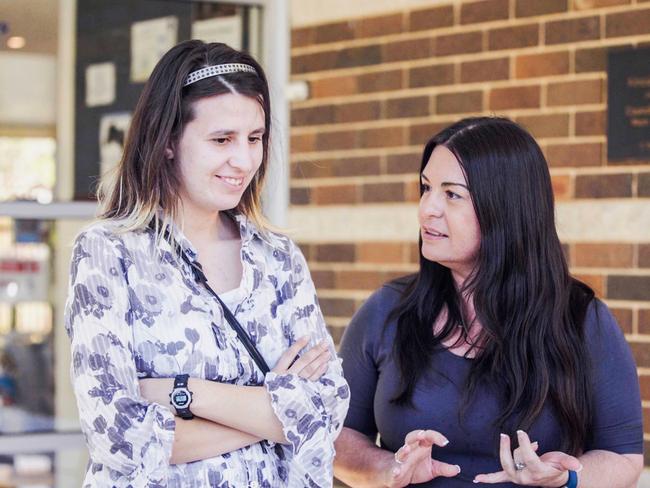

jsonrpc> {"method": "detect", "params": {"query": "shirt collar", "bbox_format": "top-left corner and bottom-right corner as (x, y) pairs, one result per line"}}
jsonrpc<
(149, 218), (198, 262)
(231, 212), (286, 253)
(154, 211), (285, 264)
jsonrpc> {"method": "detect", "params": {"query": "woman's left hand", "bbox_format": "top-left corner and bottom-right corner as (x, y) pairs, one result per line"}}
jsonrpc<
(139, 378), (173, 408)
(473, 430), (582, 486)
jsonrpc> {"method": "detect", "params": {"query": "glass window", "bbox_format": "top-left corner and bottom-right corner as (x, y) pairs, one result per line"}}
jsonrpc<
(0, 137), (55, 203)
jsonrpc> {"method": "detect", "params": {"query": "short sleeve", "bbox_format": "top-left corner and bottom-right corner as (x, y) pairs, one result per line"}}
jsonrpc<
(585, 300), (643, 454)
(339, 286), (396, 438)
(65, 227), (176, 482)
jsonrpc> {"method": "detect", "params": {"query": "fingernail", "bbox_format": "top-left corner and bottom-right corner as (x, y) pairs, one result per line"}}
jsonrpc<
(442, 438), (450, 446)
(500, 433), (508, 438)
(455, 465), (461, 473)
(473, 480), (479, 484)
(418, 430), (425, 437)
(577, 464), (584, 472)
(516, 430), (524, 435)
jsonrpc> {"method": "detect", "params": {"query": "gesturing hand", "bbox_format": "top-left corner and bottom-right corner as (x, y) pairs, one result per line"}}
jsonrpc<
(384, 429), (460, 488)
(272, 336), (331, 381)
(473, 430), (582, 486)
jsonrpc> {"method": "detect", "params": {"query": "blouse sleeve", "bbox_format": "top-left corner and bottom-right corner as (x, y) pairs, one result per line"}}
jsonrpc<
(338, 287), (388, 438)
(585, 300), (643, 454)
(64, 227), (176, 484)
(263, 240), (350, 488)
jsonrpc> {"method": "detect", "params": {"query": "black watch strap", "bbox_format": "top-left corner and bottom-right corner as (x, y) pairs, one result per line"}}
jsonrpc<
(169, 374), (194, 420)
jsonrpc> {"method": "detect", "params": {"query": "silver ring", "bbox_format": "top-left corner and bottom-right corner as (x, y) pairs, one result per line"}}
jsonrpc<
(514, 461), (526, 471)
(394, 450), (404, 465)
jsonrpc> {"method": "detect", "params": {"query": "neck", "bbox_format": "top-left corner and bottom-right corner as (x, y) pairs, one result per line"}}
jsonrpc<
(454, 277), (479, 327)
(177, 205), (237, 248)
(452, 275), (482, 334)
(451, 267), (471, 289)
(441, 295), (484, 356)
(459, 292), (485, 353)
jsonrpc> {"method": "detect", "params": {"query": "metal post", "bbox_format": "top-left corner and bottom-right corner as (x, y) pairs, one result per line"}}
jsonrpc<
(261, 0), (290, 227)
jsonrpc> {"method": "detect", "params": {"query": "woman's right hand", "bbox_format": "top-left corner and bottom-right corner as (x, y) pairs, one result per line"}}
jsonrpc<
(474, 430), (581, 486)
(384, 429), (460, 488)
(272, 335), (331, 381)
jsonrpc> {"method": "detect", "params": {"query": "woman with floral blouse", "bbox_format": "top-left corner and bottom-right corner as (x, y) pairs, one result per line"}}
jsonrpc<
(64, 40), (349, 487)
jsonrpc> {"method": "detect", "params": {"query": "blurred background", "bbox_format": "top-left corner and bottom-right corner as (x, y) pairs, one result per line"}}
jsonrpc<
(0, 0), (649, 486)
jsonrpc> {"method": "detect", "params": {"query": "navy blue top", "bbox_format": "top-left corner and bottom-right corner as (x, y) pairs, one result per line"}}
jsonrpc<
(340, 282), (643, 487)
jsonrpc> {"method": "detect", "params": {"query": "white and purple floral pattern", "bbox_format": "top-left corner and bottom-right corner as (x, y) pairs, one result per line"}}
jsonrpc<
(64, 214), (350, 487)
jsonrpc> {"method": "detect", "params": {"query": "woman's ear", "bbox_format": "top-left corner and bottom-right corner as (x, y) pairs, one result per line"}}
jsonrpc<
(164, 147), (174, 159)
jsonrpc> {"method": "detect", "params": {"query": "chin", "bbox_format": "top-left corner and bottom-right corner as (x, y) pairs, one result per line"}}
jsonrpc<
(211, 196), (244, 211)
(421, 251), (452, 269)
(421, 251), (433, 262)
(420, 245), (440, 263)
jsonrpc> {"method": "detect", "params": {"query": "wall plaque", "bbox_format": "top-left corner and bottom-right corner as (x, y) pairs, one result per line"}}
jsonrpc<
(607, 47), (650, 161)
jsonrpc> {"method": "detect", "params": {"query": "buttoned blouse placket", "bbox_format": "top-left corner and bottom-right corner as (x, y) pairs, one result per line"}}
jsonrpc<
(178, 224), (274, 487)
(175, 222), (263, 388)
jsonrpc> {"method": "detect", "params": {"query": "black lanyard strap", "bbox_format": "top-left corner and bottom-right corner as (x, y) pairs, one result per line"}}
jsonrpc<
(184, 257), (270, 375)
(153, 221), (271, 375)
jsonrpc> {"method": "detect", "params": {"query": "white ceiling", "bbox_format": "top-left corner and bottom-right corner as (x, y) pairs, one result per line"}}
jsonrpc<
(0, 0), (58, 55)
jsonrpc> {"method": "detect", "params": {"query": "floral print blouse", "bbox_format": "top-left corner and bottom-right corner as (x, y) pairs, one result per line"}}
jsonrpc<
(64, 213), (350, 487)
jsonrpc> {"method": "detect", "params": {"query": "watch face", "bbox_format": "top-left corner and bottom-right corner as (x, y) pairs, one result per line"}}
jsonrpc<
(172, 388), (190, 408)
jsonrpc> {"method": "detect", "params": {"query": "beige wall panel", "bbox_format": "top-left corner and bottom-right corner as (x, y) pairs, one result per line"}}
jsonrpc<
(0, 53), (56, 126)
(291, 0), (445, 27)
(289, 204), (419, 242)
(289, 201), (650, 243)
(556, 200), (650, 244)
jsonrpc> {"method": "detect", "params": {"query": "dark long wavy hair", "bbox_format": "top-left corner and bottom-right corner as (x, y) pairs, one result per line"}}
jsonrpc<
(390, 117), (595, 455)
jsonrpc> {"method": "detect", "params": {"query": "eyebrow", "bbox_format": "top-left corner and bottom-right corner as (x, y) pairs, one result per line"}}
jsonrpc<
(420, 173), (469, 190)
(208, 127), (266, 137)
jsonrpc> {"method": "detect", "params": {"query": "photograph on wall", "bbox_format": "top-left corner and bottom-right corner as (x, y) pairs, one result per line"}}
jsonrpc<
(85, 62), (116, 107)
(191, 14), (242, 49)
(98, 112), (131, 177)
(130, 16), (178, 83)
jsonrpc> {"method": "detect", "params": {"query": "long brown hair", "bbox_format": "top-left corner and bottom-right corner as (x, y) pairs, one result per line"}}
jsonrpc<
(98, 40), (272, 235)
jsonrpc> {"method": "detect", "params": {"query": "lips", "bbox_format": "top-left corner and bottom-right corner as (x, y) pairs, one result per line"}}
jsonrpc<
(216, 175), (244, 189)
(422, 226), (448, 238)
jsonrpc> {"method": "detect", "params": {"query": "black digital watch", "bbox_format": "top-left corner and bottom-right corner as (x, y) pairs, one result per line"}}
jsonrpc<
(169, 374), (194, 420)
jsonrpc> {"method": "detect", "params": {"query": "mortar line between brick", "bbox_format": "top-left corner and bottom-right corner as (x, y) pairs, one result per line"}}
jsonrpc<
(291, 4), (650, 55)
(292, 74), (608, 107)
(291, 35), (650, 79)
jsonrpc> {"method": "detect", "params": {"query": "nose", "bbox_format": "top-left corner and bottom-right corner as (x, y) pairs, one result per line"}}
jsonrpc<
(419, 188), (444, 219)
(228, 139), (257, 173)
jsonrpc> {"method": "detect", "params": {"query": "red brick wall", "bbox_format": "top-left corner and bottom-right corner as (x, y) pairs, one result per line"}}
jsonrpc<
(289, 0), (650, 461)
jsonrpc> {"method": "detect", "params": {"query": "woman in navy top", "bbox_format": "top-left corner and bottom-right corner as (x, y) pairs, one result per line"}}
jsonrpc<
(334, 117), (643, 488)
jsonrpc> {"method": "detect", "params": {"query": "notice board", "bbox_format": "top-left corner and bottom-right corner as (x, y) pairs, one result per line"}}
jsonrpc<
(74, 0), (257, 199)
